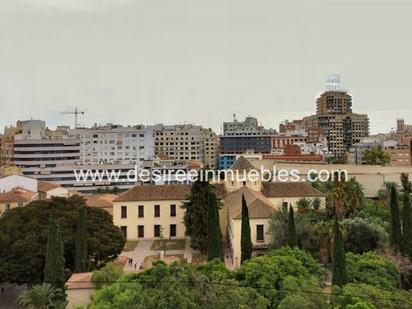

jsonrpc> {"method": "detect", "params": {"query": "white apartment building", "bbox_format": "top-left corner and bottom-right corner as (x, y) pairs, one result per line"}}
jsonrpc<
(293, 140), (331, 157)
(69, 124), (155, 170)
(13, 121), (81, 180)
(7, 121), (153, 193)
(152, 124), (219, 169)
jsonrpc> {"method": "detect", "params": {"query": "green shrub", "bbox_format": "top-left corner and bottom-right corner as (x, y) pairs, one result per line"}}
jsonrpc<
(91, 262), (123, 289)
(346, 252), (399, 290)
(269, 246), (326, 280)
(342, 217), (388, 254)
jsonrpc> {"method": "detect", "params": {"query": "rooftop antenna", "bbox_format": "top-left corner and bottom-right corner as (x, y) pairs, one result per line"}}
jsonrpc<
(60, 107), (85, 129)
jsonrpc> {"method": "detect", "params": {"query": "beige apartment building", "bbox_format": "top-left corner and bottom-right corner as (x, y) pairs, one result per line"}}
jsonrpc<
(303, 76), (369, 158)
(153, 124), (219, 169)
(113, 184), (192, 240)
(385, 146), (411, 166)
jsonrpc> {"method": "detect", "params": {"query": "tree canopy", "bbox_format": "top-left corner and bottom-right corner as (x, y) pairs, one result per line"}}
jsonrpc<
(346, 251), (400, 291)
(0, 196), (124, 284)
(90, 247), (328, 309)
(182, 180), (222, 254)
(363, 145), (390, 166)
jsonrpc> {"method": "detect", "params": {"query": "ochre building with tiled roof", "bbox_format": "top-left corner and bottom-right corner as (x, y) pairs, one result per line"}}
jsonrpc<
(112, 156), (326, 269)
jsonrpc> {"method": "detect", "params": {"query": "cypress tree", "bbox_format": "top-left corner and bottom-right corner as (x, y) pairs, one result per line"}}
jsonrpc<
(287, 205), (298, 248)
(75, 204), (89, 272)
(207, 187), (223, 261)
(240, 194), (253, 264)
(182, 180), (210, 253)
(332, 216), (347, 287)
(389, 184), (402, 252)
(43, 220), (65, 292)
(402, 194), (412, 260)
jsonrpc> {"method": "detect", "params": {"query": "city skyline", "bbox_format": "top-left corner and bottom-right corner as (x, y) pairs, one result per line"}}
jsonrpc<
(2, 0), (412, 134)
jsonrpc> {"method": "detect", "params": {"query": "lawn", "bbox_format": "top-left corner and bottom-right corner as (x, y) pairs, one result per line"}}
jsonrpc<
(123, 240), (139, 252)
(151, 239), (186, 251)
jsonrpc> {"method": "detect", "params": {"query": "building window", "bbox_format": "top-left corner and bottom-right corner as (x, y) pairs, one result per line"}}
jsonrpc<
(154, 205), (160, 217)
(121, 206), (127, 219)
(138, 205), (144, 218)
(120, 226), (127, 238)
(256, 225), (264, 242)
(138, 225), (144, 238)
(170, 204), (176, 217)
(154, 225), (161, 237)
(170, 224), (176, 237)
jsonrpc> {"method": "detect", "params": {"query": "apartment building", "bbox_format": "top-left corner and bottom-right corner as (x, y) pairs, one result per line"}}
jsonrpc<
(220, 116), (275, 155)
(220, 135), (272, 154)
(397, 118), (412, 134)
(303, 75), (369, 158)
(11, 120), (80, 177)
(1, 120), (145, 192)
(271, 133), (307, 150)
(385, 144), (411, 166)
(113, 184), (192, 239)
(142, 154), (203, 184)
(153, 124), (219, 169)
(69, 124), (154, 170)
(347, 137), (411, 166)
(278, 120), (306, 134)
(223, 116), (275, 136)
(0, 124), (22, 166)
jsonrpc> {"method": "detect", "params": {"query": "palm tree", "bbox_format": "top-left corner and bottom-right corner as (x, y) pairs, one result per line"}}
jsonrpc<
(344, 178), (364, 215)
(296, 198), (312, 213)
(18, 283), (63, 309)
(330, 182), (347, 219)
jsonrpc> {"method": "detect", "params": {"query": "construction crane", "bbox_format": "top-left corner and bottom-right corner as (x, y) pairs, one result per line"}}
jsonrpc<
(60, 107), (85, 129)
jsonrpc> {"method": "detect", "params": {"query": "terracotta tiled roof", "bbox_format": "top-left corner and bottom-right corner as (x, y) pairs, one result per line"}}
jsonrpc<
(37, 181), (60, 192)
(229, 156), (257, 172)
(85, 194), (116, 215)
(113, 184), (191, 202)
(65, 272), (94, 290)
(0, 188), (37, 203)
(225, 186), (276, 219)
(261, 182), (326, 198)
(86, 194), (116, 207)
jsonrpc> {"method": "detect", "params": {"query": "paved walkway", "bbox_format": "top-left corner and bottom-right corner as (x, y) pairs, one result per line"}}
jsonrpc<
(122, 239), (191, 272)
(122, 240), (153, 272)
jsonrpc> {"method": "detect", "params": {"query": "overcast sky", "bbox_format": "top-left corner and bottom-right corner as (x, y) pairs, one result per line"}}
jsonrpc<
(1, 0), (411, 134)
